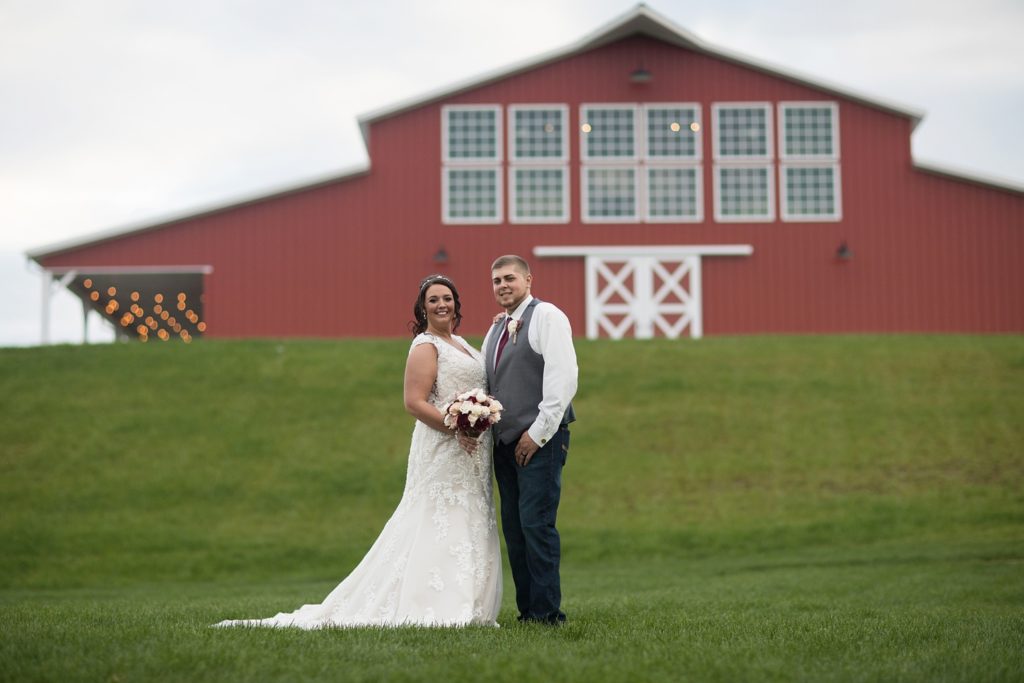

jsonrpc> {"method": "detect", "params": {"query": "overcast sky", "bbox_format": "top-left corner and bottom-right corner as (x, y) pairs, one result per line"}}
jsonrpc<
(2, 0), (1022, 346)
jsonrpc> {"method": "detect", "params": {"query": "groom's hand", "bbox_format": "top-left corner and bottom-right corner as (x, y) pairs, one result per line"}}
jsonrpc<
(515, 433), (540, 467)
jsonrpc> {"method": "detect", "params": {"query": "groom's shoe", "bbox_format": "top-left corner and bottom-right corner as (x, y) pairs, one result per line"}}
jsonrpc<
(519, 612), (566, 626)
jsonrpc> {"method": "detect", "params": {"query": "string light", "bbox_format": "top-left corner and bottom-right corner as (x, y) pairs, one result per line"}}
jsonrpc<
(90, 292), (100, 302)
(154, 304), (163, 314)
(154, 293), (164, 303)
(107, 287), (117, 296)
(581, 123), (592, 133)
(83, 278), (93, 288)
(690, 122), (700, 132)
(670, 122), (681, 132)
(130, 291), (140, 302)
(177, 302), (186, 311)
(197, 322), (207, 332)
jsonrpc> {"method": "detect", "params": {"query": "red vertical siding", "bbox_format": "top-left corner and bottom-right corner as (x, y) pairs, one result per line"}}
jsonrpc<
(39, 35), (1024, 338)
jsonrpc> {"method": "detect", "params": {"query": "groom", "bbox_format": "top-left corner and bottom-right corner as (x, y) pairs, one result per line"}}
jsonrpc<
(483, 254), (578, 624)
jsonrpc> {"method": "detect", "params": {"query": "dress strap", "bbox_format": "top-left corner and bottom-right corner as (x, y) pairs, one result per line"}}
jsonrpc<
(409, 332), (441, 355)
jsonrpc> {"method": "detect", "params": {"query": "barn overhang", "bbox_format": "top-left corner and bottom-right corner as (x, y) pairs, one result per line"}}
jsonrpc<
(39, 265), (212, 344)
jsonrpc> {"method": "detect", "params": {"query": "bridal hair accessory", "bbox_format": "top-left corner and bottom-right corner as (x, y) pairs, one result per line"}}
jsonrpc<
(443, 389), (503, 439)
(419, 274), (455, 291)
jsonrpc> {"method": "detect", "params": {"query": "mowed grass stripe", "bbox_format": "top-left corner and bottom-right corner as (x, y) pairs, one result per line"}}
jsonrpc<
(0, 336), (1021, 682)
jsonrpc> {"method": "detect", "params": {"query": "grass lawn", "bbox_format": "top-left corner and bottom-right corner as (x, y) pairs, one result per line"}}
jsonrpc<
(1, 336), (1022, 682)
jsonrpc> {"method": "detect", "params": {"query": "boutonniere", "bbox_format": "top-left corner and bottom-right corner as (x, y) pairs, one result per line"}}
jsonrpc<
(507, 318), (521, 344)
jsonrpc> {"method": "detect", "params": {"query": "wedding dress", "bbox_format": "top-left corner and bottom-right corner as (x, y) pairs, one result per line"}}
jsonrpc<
(214, 333), (502, 628)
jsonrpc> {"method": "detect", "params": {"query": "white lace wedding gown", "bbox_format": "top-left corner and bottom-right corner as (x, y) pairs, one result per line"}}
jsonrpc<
(214, 333), (502, 628)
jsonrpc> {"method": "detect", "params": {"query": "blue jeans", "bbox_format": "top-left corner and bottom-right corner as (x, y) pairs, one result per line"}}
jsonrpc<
(493, 425), (570, 622)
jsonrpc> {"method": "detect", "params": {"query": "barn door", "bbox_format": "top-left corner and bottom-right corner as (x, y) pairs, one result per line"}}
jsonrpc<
(584, 255), (703, 339)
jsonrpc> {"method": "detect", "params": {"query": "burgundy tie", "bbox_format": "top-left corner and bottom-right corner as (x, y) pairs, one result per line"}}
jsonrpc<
(494, 318), (511, 367)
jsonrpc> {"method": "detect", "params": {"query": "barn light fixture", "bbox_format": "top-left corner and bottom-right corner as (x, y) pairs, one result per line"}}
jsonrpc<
(836, 241), (853, 261)
(630, 66), (652, 83)
(433, 246), (449, 264)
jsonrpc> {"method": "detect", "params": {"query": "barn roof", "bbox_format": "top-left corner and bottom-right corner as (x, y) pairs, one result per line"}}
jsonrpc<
(26, 163), (369, 261)
(26, 3), (1020, 263)
(357, 3), (926, 140)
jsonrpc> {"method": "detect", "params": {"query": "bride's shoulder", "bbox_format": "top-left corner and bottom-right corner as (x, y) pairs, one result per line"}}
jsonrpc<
(410, 332), (440, 352)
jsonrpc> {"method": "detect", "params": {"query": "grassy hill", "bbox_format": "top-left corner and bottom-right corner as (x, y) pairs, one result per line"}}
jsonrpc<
(1, 336), (1022, 681)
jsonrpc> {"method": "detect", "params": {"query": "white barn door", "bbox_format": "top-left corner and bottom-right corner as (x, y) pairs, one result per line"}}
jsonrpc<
(585, 255), (703, 339)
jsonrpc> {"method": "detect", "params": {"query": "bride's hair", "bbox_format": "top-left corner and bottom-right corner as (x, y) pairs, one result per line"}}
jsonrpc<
(409, 274), (463, 336)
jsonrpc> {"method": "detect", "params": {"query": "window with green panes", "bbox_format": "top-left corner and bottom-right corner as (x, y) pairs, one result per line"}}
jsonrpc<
(442, 105), (502, 223)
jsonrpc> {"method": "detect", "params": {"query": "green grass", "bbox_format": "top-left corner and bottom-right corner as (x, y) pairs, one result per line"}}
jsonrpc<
(1, 336), (1022, 682)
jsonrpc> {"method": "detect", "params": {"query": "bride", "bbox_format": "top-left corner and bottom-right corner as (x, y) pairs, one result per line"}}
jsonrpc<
(215, 275), (502, 628)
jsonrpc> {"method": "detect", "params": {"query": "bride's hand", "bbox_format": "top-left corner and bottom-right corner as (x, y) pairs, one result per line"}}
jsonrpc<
(457, 433), (480, 455)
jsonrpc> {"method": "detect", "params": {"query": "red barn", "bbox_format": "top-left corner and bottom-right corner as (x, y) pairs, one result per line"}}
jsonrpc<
(28, 5), (1024, 342)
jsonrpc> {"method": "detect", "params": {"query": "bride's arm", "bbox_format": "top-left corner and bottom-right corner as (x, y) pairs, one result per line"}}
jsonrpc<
(403, 343), (451, 434)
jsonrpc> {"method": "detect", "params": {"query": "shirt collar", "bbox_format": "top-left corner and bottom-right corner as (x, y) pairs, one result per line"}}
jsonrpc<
(507, 295), (533, 321)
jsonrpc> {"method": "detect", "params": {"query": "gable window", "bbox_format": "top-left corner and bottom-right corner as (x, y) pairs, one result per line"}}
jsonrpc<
(712, 103), (774, 222)
(583, 167), (637, 221)
(581, 105), (637, 161)
(647, 167), (702, 221)
(778, 102), (841, 220)
(580, 104), (637, 223)
(442, 105), (502, 224)
(581, 103), (703, 223)
(715, 166), (773, 219)
(510, 105), (569, 223)
(644, 103), (702, 222)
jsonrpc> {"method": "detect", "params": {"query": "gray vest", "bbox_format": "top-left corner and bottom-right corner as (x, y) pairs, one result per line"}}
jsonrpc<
(484, 298), (576, 445)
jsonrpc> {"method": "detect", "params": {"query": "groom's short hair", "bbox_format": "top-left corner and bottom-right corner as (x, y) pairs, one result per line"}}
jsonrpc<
(491, 254), (531, 274)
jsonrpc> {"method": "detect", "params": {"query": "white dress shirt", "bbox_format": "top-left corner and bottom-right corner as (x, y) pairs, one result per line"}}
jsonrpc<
(483, 295), (578, 446)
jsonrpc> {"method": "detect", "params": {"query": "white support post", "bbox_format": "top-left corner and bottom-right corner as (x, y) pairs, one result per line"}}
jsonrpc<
(689, 257), (703, 339)
(584, 256), (597, 339)
(40, 270), (52, 346)
(82, 300), (90, 344)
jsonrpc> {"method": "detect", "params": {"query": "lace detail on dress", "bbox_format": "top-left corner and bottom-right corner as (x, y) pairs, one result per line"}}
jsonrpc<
(213, 333), (501, 629)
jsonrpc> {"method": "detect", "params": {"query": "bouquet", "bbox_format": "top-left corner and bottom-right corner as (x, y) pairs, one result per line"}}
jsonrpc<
(443, 389), (503, 438)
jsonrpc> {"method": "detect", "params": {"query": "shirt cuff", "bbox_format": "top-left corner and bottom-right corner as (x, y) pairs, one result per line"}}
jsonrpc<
(527, 422), (555, 447)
